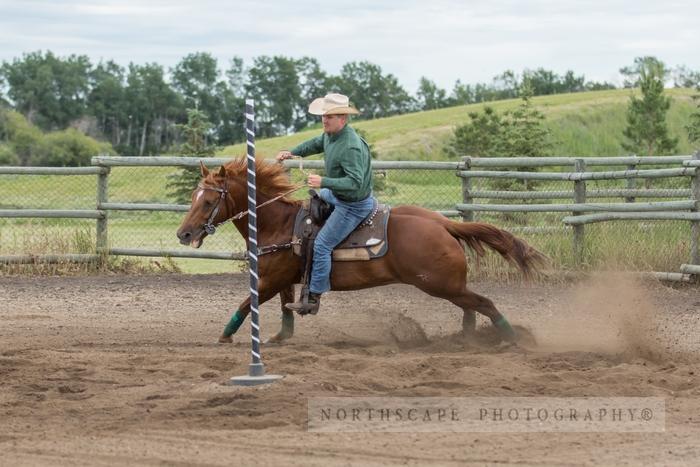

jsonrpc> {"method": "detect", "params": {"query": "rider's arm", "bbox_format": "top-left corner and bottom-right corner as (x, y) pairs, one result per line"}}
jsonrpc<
(290, 134), (325, 157)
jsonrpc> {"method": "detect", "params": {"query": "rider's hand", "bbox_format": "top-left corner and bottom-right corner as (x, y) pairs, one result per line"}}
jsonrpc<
(307, 174), (322, 188)
(276, 150), (293, 162)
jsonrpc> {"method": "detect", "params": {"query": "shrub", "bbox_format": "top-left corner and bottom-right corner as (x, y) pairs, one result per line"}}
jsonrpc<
(31, 128), (114, 166)
(0, 144), (19, 165)
(0, 109), (43, 165)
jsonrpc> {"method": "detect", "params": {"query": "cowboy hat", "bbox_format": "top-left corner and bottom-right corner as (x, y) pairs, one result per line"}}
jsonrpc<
(308, 93), (360, 116)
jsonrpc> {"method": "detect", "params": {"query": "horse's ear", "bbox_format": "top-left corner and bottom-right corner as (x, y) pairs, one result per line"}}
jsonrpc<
(217, 165), (227, 178)
(200, 161), (209, 177)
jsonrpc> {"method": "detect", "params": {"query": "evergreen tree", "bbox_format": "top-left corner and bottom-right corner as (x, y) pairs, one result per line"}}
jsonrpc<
(504, 82), (552, 158)
(688, 88), (700, 147)
(166, 108), (218, 204)
(622, 65), (678, 157)
(449, 82), (551, 190)
(447, 106), (507, 157)
(620, 56), (668, 88)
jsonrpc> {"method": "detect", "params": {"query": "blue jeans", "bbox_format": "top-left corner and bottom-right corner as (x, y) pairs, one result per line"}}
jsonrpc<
(310, 188), (375, 294)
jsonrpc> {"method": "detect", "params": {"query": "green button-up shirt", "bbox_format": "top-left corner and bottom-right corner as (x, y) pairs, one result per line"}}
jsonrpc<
(290, 125), (373, 202)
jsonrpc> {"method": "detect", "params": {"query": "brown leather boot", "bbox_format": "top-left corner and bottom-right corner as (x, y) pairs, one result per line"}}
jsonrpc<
(285, 292), (321, 316)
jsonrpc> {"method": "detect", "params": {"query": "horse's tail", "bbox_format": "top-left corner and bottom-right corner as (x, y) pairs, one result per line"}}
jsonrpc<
(444, 221), (548, 277)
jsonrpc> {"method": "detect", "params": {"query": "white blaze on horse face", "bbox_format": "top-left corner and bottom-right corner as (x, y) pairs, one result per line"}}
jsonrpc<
(195, 189), (204, 203)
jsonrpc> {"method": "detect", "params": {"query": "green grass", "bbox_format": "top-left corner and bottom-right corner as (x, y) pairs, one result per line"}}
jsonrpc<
(2, 88), (699, 275)
(220, 88), (699, 160)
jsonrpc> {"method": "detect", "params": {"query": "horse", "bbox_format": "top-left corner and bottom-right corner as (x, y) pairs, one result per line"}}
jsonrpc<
(176, 158), (546, 345)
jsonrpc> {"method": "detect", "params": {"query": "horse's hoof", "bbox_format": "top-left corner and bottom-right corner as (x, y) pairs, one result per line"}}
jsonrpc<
(218, 335), (233, 344)
(496, 340), (518, 351)
(265, 332), (292, 344)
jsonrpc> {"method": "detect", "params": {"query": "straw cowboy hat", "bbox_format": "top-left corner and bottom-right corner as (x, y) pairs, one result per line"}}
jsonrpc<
(308, 93), (360, 116)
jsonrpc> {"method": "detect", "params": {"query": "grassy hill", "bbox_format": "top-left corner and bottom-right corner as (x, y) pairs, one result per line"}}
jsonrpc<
(220, 88), (699, 160)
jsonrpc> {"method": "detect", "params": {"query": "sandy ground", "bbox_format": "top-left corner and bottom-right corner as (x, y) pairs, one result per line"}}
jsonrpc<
(1, 272), (700, 466)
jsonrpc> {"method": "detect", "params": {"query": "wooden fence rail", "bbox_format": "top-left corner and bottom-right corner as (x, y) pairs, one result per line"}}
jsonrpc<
(1, 153), (699, 280)
(457, 152), (700, 277)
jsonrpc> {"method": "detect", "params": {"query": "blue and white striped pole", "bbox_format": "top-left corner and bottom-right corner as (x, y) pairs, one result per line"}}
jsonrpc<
(245, 99), (264, 375)
(231, 99), (282, 386)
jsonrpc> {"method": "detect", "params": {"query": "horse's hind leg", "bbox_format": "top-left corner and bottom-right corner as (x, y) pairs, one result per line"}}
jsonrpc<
(266, 285), (295, 344)
(462, 310), (476, 338)
(450, 291), (516, 343)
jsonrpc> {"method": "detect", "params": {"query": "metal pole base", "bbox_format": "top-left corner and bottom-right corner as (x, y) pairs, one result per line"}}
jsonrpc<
(229, 374), (284, 386)
(229, 363), (284, 386)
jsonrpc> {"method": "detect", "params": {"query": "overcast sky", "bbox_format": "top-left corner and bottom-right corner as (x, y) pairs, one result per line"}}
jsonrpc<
(1, 0), (698, 93)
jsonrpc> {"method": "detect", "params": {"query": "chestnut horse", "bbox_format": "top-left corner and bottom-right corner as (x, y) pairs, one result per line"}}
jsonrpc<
(176, 158), (546, 345)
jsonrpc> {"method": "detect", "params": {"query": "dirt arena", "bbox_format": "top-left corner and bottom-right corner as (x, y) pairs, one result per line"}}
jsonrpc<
(1, 272), (700, 466)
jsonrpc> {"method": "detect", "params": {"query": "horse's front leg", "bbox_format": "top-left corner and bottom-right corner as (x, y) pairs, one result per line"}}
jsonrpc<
(218, 287), (281, 344)
(265, 285), (295, 344)
(218, 295), (252, 344)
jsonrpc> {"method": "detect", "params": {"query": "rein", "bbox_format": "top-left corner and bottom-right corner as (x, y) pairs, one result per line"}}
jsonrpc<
(231, 158), (310, 220)
(231, 184), (304, 220)
(197, 181), (305, 235)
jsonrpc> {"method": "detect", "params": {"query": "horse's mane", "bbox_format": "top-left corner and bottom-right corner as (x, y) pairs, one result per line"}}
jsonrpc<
(218, 157), (301, 205)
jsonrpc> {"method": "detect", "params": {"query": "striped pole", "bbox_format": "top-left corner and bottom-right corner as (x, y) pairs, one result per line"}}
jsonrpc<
(245, 99), (265, 376)
(230, 100), (282, 386)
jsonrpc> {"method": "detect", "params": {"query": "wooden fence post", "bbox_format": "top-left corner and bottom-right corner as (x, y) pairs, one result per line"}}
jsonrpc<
(691, 151), (700, 267)
(96, 163), (110, 262)
(625, 155), (637, 203)
(573, 159), (587, 266)
(461, 156), (474, 222)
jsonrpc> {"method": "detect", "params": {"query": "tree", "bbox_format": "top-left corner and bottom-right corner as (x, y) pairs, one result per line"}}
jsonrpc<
(87, 60), (126, 146)
(296, 57), (329, 129)
(124, 63), (182, 155)
(687, 86), (700, 146)
(449, 82), (551, 190)
(622, 64), (678, 157)
(416, 77), (447, 110)
(449, 80), (475, 105)
(171, 53), (219, 111)
(620, 56), (667, 88)
(584, 80), (617, 91)
(0, 108), (43, 165)
(32, 128), (115, 166)
(245, 55), (302, 136)
(504, 82), (552, 158)
(332, 61), (413, 118)
(490, 70), (520, 100)
(689, 107), (700, 146)
(171, 52), (248, 145)
(447, 106), (507, 157)
(167, 109), (218, 203)
(0, 51), (91, 129)
(673, 65), (700, 88)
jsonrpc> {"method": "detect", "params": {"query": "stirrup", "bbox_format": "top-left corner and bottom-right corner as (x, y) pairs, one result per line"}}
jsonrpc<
(285, 293), (320, 316)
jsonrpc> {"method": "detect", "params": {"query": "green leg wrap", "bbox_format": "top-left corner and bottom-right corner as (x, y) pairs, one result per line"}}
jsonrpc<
(223, 310), (246, 337)
(494, 316), (516, 341)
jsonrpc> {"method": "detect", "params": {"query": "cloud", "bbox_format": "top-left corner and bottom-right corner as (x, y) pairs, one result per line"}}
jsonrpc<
(0, 0), (698, 92)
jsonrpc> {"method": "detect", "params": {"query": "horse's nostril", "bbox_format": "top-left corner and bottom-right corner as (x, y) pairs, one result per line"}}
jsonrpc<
(178, 231), (191, 241)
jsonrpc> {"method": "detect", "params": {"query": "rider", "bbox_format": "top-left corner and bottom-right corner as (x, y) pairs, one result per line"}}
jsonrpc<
(277, 93), (375, 315)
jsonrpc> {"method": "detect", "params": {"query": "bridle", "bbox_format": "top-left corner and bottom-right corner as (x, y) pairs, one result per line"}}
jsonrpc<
(197, 182), (229, 235)
(196, 181), (305, 236)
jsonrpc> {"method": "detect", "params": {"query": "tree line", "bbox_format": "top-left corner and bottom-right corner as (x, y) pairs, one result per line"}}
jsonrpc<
(449, 56), (700, 185)
(1, 51), (699, 165)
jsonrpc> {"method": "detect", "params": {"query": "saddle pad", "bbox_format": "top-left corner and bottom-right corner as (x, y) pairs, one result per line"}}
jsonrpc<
(292, 204), (391, 261)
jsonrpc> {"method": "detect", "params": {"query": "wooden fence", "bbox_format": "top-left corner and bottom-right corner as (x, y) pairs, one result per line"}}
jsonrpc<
(457, 152), (700, 280)
(1, 153), (699, 281)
